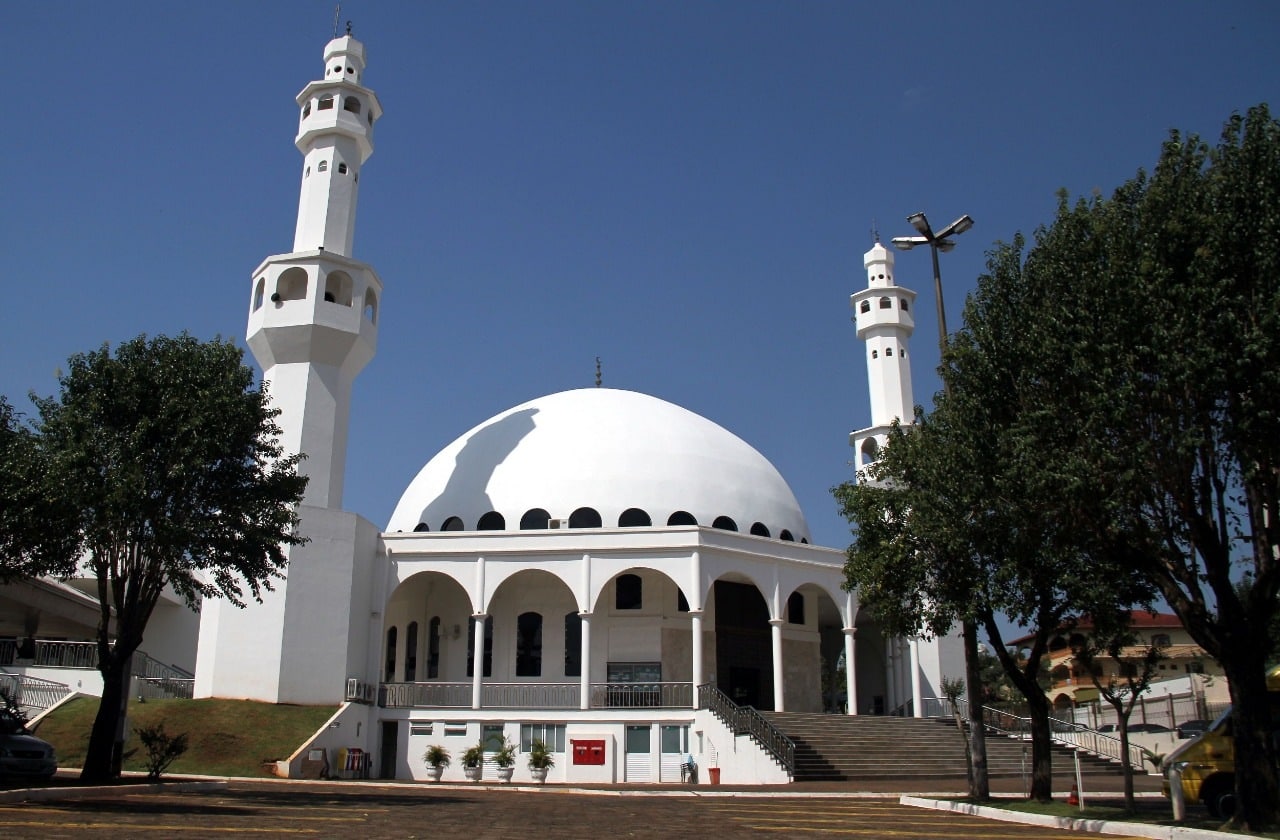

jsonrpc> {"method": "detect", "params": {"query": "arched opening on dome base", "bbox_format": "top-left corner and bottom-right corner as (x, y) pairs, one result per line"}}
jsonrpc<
(487, 569), (579, 687)
(413, 522), (429, 532)
(520, 508), (550, 529)
(787, 583), (848, 713)
(476, 511), (505, 530)
(750, 522), (770, 538)
(590, 567), (694, 709)
(667, 511), (697, 526)
(569, 507), (601, 528)
(779, 529), (794, 542)
(710, 575), (774, 711)
(712, 516), (738, 532)
(441, 516), (464, 531)
(618, 508), (651, 527)
(382, 571), (473, 694)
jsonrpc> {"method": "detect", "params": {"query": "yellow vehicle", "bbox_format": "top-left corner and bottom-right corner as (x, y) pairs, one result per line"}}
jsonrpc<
(1162, 665), (1280, 818)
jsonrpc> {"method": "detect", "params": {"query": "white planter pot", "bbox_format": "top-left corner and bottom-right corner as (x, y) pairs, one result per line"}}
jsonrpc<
(464, 766), (482, 782)
(530, 767), (549, 783)
(497, 766), (515, 783)
(426, 765), (444, 783)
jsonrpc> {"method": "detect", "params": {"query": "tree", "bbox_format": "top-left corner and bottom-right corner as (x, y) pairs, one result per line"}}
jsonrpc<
(0, 397), (78, 582)
(32, 334), (307, 783)
(844, 104), (1280, 827)
(1072, 615), (1164, 811)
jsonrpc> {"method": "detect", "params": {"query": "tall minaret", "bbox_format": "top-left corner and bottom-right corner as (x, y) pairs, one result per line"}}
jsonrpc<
(849, 239), (916, 477)
(246, 33), (383, 508)
(195, 33), (385, 704)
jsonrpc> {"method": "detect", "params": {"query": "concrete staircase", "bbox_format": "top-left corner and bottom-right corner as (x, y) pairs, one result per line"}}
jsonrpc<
(760, 712), (1124, 782)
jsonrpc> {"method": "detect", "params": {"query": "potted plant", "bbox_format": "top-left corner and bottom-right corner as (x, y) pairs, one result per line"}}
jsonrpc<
(527, 737), (554, 783)
(462, 743), (485, 781)
(423, 745), (450, 782)
(493, 735), (516, 783)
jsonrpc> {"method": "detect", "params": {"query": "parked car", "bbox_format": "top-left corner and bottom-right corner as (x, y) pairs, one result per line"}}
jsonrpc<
(0, 710), (57, 781)
(1176, 719), (1212, 739)
(1097, 722), (1171, 734)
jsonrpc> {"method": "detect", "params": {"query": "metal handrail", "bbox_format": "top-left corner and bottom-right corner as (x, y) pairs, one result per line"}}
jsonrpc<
(697, 683), (795, 773)
(0, 671), (71, 715)
(921, 696), (1149, 770)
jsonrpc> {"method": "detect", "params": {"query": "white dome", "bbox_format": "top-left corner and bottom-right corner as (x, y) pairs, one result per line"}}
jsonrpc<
(387, 388), (810, 541)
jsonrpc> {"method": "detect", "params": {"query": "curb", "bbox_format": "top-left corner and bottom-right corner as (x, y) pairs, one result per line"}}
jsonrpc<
(900, 796), (1251, 839)
(0, 780), (226, 805)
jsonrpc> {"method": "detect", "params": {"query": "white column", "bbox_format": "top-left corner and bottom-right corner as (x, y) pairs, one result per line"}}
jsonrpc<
(885, 638), (897, 711)
(690, 610), (704, 709)
(843, 627), (857, 716)
(579, 611), (592, 711)
(769, 618), (785, 712)
(471, 613), (487, 710)
(910, 637), (923, 718)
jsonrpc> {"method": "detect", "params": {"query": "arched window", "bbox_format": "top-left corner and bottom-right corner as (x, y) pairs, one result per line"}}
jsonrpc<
(871, 350), (878, 359)
(363, 289), (378, 324)
(384, 626), (397, 682)
(466, 615), (493, 677)
(520, 508), (551, 529)
(276, 267), (308, 301)
(324, 270), (353, 306)
(569, 507), (602, 528)
(343, 97), (362, 114)
(413, 522), (429, 532)
(615, 574), (642, 610)
(859, 300), (871, 313)
(901, 299), (909, 311)
(252, 277), (265, 311)
(441, 516), (464, 531)
(1152, 633), (1172, 648)
(667, 511), (697, 526)
(564, 612), (581, 677)
(860, 437), (879, 466)
(427, 617), (441, 679)
(779, 529), (794, 541)
(302, 102), (312, 118)
(404, 621), (419, 682)
(318, 96), (335, 110)
(618, 508), (651, 527)
(477, 511), (506, 530)
(800, 537), (808, 544)
(318, 160), (329, 172)
(712, 515), (738, 532)
(885, 347), (893, 357)
(879, 296), (892, 309)
(516, 612), (543, 677)
(749, 522), (770, 537)
(337, 162), (348, 174)
(787, 592), (805, 625)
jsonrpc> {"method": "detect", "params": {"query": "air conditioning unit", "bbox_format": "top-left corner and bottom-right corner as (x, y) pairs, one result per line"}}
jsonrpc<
(548, 518), (567, 529)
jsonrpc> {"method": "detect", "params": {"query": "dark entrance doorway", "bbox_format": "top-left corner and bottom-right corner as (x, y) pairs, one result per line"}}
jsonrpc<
(713, 580), (773, 710)
(379, 721), (397, 778)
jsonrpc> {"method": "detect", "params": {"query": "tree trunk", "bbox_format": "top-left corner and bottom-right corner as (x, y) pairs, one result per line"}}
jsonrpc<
(1025, 689), (1053, 802)
(1117, 724), (1134, 810)
(963, 620), (989, 800)
(1224, 656), (1280, 830)
(81, 653), (133, 783)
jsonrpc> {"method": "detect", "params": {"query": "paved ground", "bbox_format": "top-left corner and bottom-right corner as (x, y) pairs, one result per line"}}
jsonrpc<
(0, 774), (1167, 839)
(0, 781), (1151, 839)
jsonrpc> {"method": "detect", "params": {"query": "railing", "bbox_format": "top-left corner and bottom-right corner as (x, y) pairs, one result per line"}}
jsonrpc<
(0, 671), (72, 715)
(134, 651), (193, 681)
(922, 696), (1149, 771)
(697, 683), (795, 774)
(589, 682), (692, 709)
(0, 640), (100, 669)
(378, 680), (699, 710)
(137, 677), (194, 700)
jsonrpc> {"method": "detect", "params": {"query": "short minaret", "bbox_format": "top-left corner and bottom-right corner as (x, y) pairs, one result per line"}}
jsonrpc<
(849, 240), (917, 478)
(246, 34), (384, 508)
(195, 33), (385, 704)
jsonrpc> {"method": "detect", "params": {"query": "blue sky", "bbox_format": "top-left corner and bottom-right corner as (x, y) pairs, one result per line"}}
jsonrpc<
(3, 1), (1277, 557)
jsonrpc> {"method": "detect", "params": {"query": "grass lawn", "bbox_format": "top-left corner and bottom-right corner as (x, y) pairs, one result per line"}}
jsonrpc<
(33, 696), (337, 778)
(976, 798), (1280, 839)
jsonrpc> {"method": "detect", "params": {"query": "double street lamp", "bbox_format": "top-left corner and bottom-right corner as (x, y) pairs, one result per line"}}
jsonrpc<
(891, 212), (975, 364)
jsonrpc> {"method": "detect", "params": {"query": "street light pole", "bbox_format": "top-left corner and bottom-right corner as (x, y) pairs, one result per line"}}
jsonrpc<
(891, 211), (990, 799)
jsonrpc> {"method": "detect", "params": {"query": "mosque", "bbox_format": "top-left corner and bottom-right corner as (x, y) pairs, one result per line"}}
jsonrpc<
(1, 31), (961, 784)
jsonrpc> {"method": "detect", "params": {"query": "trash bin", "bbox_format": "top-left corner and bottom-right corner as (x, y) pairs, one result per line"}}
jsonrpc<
(708, 767), (721, 784)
